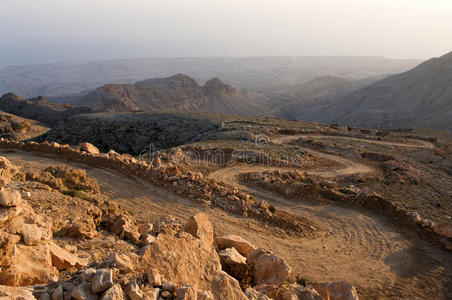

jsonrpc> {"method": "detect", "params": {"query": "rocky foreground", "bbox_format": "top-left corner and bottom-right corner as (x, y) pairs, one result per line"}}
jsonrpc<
(0, 153), (359, 300)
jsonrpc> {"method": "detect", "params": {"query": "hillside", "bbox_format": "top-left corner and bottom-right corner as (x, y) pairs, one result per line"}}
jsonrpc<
(0, 110), (49, 140)
(289, 51), (452, 130)
(78, 74), (270, 116)
(0, 93), (93, 126)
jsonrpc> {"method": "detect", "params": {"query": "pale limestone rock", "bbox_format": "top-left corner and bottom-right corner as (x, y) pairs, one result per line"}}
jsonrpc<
(22, 223), (42, 246)
(146, 268), (163, 286)
(107, 252), (136, 273)
(92, 269), (114, 293)
(246, 248), (291, 286)
(184, 213), (213, 244)
(0, 242), (59, 286)
(175, 286), (197, 300)
(216, 234), (256, 258)
(0, 156), (19, 187)
(72, 281), (98, 300)
(125, 280), (145, 300)
(0, 188), (22, 207)
(219, 247), (248, 280)
(100, 284), (124, 300)
(49, 242), (87, 270)
(311, 281), (359, 300)
(79, 143), (100, 155)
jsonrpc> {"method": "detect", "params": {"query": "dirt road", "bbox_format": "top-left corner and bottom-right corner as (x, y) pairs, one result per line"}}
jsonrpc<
(1, 135), (450, 299)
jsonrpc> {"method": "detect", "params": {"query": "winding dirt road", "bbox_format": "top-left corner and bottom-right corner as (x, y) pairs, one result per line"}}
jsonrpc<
(1, 135), (450, 299)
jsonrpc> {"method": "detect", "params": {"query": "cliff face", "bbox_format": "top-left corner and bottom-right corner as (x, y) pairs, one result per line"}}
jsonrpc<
(78, 74), (270, 116)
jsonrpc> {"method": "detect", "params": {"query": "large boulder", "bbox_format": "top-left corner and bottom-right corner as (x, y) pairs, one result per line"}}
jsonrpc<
(79, 142), (100, 154)
(3, 201), (53, 241)
(0, 231), (20, 267)
(0, 285), (36, 300)
(216, 234), (256, 257)
(0, 242), (59, 286)
(49, 242), (87, 270)
(219, 247), (248, 281)
(0, 188), (22, 207)
(311, 281), (359, 300)
(101, 284), (124, 300)
(0, 156), (19, 187)
(246, 248), (291, 286)
(184, 213), (213, 244)
(140, 232), (247, 300)
(21, 223), (42, 246)
(111, 214), (140, 244)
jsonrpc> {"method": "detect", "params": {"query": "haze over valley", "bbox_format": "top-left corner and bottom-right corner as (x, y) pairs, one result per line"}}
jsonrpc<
(0, 1), (451, 300)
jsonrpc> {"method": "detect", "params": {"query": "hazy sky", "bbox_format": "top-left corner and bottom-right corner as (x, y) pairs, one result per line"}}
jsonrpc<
(1, 0), (451, 66)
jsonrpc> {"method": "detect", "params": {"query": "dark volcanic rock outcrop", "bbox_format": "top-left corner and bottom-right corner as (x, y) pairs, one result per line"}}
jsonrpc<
(34, 112), (223, 154)
(0, 93), (93, 126)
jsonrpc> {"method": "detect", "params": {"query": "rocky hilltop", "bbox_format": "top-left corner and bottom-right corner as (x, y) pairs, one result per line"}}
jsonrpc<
(0, 93), (93, 127)
(78, 74), (269, 116)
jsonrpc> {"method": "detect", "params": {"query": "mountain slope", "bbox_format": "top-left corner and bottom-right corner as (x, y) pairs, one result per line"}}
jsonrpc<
(78, 74), (270, 116)
(287, 52), (452, 130)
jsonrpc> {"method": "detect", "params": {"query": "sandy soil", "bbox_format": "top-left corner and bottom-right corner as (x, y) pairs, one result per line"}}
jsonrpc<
(1, 134), (450, 299)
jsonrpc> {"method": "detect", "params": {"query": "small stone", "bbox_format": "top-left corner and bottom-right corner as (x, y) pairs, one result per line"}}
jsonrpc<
(125, 280), (145, 300)
(52, 285), (64, 300)
(107, 252), (136, 273)
(39, 293), (51, 300)
(160, 291), (172, 299)
(184, 213), (213, 244)
(140, 233), (156, 246)
(71, 281), (98, 300)
(49, 242), (87, 270)
(175, 286), (196, 300)
(162, 281), (177, 293)
(100, 284), (124, 300)
(146, 268), (163, 286)
(21, 223), (43, 246)
(138, 223), (153, 235)
(92, 269), (114, 293)
(79, 268), (96, 281)
(143, 288), (160, 300)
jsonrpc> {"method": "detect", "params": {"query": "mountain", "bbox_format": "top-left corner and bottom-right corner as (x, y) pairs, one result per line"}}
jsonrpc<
(0, 93), (93, 126)
(283, 52), (452, 130)
(0, 56), (422, 99)
(269, 75), (387, 119)
(77, 74), (270, 116)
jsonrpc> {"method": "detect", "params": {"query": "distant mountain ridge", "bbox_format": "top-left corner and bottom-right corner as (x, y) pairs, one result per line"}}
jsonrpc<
(78, 74), (270, 116)
(0, 56), (422, 99)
